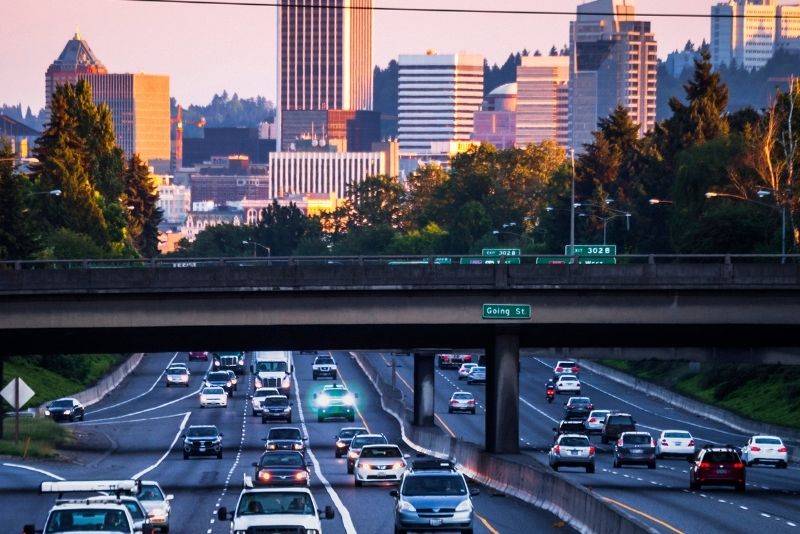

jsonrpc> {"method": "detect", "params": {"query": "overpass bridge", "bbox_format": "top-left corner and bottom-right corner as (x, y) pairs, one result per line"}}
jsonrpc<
(2, 255), (800, 452)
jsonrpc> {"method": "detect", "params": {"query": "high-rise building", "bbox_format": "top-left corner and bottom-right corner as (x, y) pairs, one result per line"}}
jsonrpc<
(516, 56), (570, 147)
(397, 52), (484, 154)
(277, 0), (373, 149)
(569, 0), (657, 151)
(44, 31), (108, 114)
(472, 83), (517, 149)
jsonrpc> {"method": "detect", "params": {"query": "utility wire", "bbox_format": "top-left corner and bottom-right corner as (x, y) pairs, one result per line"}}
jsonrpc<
(118, 0), (800, 20)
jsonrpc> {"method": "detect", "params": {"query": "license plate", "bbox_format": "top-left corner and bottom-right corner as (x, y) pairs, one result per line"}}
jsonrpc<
(429, 519), (442, 527)
(675, 442), (682, 446)
(632, 449), (642, 454)
(199, 447), (206, 452)
(716, 469), (728, 474)
(570, 451), (579, 455)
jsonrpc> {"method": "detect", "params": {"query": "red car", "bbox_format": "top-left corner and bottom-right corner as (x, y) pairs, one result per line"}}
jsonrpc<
(689, 445), (746, 492)
(189, 351), (209, 361)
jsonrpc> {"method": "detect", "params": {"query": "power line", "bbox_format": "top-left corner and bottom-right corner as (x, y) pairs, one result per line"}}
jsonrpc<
(117, 0), (800, 20)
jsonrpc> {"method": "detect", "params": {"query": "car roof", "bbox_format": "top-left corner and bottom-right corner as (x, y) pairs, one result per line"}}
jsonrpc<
(557, 374), (578, 379)
(556, 360), (576, 365)
(606, 412), (632, 416)
(558, 433), (590, 439)
(322, 384), (348, 390)
(269, 426), (301, 431)
(620, 431), (651, 436)
(361, 443), (401, 450)
(264, 395), (288, 400)
(751, 434), (783, 439)
(661, 429), (692, 434)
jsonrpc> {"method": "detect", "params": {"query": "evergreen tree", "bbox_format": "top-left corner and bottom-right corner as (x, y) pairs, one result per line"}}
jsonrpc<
(123, 154), (162, 257)
(0, 139), (37, 259)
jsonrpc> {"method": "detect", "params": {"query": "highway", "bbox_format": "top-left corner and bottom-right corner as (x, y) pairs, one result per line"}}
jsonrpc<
(368, 351), (800, 534)
(0, 352), (572, 534)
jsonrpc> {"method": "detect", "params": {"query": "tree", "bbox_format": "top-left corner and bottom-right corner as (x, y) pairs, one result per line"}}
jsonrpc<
(123, 154), (162, 257)
(252, 200), (318, 256)
(171, 224), (250, 257)
(345, 175), (406, 229)
(405, 163), (450, 230)
(0, 139), (38, 259)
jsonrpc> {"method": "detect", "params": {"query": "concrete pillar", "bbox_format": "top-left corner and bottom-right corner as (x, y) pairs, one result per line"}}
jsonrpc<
(485, 333), (520, 453)
(413, 352), (435, 426)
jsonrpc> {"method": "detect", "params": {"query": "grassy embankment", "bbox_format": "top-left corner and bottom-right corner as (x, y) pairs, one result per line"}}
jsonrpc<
(598, 359), (800, 429)
(0, 354), (123, 457)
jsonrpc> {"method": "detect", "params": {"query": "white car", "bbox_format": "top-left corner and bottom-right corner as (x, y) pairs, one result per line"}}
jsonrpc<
(555, 374), (581, 395)
(548, 433), (596, 473)
(165, 365), (189, 387)
(353, 444), (408, 487)
(655, 430), (695, 458)
(554, 360), (580, 376)
(200, 386), (228, 408)
(448, 391), (476, 414)
(741, 435), (789, 468)
(585, 410), (611, 434)
(136, 480), (173, 533)
(312, 354), (338, 380)
(217, 485), (334, 532)
(251, 387), (281, 416)
(458, 363), (478, 380)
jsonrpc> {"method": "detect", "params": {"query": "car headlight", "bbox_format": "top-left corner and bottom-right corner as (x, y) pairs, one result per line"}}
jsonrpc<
(45, 410), (51, 416)
(455, 499), (472, 512)
(317, 395), (330, 407)
(348, 450), (359, 459)
(284, 407), (291, 412)
(238, 359), (244, 366)
(398, 500), (416, 512)
(293, 443), (304, 450)
(336, 441), (346, 448)
(295, 471), (308, 480)
(226, 381), (232, 387)
(267, 443), (277, 450)
(214, 360), (220, 366)
(255, 378), (262, 388)
(282, 377), (291, 389)
(63, 410), (71, 415)
(343, 394), (355, 405)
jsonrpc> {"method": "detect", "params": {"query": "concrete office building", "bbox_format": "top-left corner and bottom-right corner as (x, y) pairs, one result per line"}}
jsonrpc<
(472, 83), (517, 149)
(44, 31), (108, 115)
(397, 52), (484, 154)
(280, 109), (381, 152)
(569, 0), (657, 150)
(516, 56), (569, 147)
(277, 0), (373, 149)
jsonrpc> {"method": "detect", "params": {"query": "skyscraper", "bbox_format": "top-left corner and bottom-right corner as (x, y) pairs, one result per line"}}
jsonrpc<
(277, 0), (373, 149)
(516, 56), (570, 147)
(44, 31), (107, 116)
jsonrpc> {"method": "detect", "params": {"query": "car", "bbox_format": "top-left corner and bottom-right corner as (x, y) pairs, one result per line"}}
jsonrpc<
(265, 426), (307, 454)
(353, 444), (409, 487)
(656, 430), (696, 459)
(448, 391), (477, 414)
(261, 395), (293, 423)
(217, 484), (334, 533)
(554, 374), (581, 395)
(549, 433), (596, 473)
(135, 480), (174, 533)
(182, 424), (223, 459)
(466, 366), (486, 384)
(224, 369), (239, 391)
(689, 444), (746, 492)
(165, 366), (189, 387)
(199, 386), (228, 408)
(84, 494), (151, 534)
(252, 451), (310, 487)
(553, 419), (587, 441)
(44, 398), (85, 422)
(250, 387), (281, 416)
(601, 412), (636, 444)
(312, 355), (338, 380)
(347, 433), (389, 474)
(740, 435), (789, 468)
(554, 360), (580, 376)
(188, 351), (209, 361)
(314, 384), (358, 422)
(391, 459), (479, 534)
(613, 431), (656, 469)
(334, 426), (368, 457)
(437, 353), (474, 369)
(458, 363), (478, 380)
(213, 351), (245, 374)
(584, 409), (611, 434)
(204, 370), (234, 395)
(563, 396), (593, 420)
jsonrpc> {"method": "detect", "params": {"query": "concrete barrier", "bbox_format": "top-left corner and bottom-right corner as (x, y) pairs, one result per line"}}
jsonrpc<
(578, 359), (800, 462)
(352, 352), (655, 534)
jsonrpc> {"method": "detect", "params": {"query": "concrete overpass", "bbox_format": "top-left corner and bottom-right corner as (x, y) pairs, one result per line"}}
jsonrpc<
(2, 257), (800, 453)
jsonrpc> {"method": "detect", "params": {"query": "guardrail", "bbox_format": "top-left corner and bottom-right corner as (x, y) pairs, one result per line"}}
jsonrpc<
(352, 352), (654, 534)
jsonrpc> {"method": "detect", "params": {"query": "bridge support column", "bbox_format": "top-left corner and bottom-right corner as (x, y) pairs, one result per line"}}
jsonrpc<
(486, 333), (519, 453)
(413, 352), (436, 426)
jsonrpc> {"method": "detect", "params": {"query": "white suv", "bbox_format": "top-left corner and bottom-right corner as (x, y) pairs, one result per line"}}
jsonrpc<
(312, 355), (338, 380)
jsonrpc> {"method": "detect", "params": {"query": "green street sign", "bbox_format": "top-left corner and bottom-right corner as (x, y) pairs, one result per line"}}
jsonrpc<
(482, 248), (521, 257)
(565, 244), (617, 256)
(460, 256), (521, 265)
(482, 304), (531, 320)
(536, 256), (569, 265)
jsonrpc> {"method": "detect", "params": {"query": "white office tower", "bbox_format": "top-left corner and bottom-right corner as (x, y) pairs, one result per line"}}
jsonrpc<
(516, 56), (570, 146)
(397, 52), (484, 154)
(569, 0), (657, 151)
(711, 1), (800, 70)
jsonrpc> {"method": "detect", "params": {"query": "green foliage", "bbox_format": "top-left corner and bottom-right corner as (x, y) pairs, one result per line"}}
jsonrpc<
(123, 154), (163, 257)
(0, 418), (74, 458)
(172, 224), (251, 257)
(36, 228), (106, 259)
(253, 201), (321, 256)
(178, 92), (276, 138)
(345, 175), (406, 229)
(0, 139), (38, 259)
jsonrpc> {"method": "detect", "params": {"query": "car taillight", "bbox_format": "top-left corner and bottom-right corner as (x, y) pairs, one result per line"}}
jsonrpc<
(572, 366), (580, 372)
(464, 355), (472, 362)
(750, 446), (761, 452)
(661, 439), (669, 446)
(450, 400), (458, 405)
(556, 367), (563, 372)
(258, 471), (271, 481)
(553, 445), (560, 454)
(617, 439), (623, 447)
(778, 446), (787, 452)
(733, 462), (744, 469)
(700, 462), (712, 469)
(688, 439), (695, 447)
(588, 418), (596, 423)
(589, 446), (596, 455)
(468, 400), (475, 405)
(651, 439), (656, 447)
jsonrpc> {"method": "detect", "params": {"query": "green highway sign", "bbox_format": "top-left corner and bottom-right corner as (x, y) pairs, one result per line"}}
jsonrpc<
(482, 304), (531, 320)
(460, 256), (521, 265)
(482, 248), (521, 257)
(565, 244), (617, 256)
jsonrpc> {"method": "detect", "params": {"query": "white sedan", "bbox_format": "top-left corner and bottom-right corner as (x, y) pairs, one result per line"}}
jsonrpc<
(200, 386), (228, 408)
(555, 374), (581, 395)
(353, 444), (408, 487)
(741, 435), (789, 468)
(458, 363), (478, 380)
(655, 430), (695, 458)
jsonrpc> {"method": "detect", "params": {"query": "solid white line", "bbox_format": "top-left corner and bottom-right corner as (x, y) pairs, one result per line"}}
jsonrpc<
(291, 372), (357, 534)
(130, 412), (191, 480)
(89, 389), (202, 424)
(91, 352), (183, 414)
(519, 395), (558, 424)
(2, 463), (65, 480)
(85, 412), (190, 427)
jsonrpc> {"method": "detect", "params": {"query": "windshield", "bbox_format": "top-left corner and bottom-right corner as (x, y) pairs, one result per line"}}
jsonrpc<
(254, 388), (278, 398)
(207, 372), (229, 381)
(46, 509), (131, 533)
(754, 437), (782, 445)
(560, 437), (590, 447)
(704, 451), (740, 462)
(167, 367), (187, 374)
(402, 475), (467, 496)
(664, 431), (691, 439)
(352, 436), (387, 448)
(623, 434), (652, 445)
(259, 452), (305, 467)
(202, 387), (225, 395)
(569, 398), (590, 405)
(360, 446), (402, 458)
(237, 492), (314, 516)
(339, 428), (367, 439)
(257, 361), (287, 373)
(452, 393), (473, 400)
(187, 426), (218, 438)
(122, 501), (144, 520)
(51, 400), (73, 408)
(265, 397), (289, 406)
(269, 429), (302, 440)
(316, 357), (334, 364)
(136, 484), (164, 501)
(323, 388), (350, 397)
(608, 416), (634, 425)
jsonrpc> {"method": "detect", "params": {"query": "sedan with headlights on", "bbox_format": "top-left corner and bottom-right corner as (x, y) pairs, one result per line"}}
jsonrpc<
(199, 386), (228, 408)
(353, 444), (408, 487)
(252, 451), (310, 487)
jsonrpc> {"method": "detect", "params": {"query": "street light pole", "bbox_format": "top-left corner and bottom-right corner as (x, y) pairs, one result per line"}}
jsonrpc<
(570, 149), (576, 255)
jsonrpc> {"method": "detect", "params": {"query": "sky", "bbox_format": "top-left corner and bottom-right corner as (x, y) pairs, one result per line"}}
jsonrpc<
(2, 0), (714, 112)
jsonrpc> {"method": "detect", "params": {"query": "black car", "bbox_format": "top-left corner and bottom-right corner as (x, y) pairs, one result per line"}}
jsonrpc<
(563, 397), (593, 420)
(264, 426), (307, 454)
(45, 398), (85, 422)
(334, 426), (368, 457)
(613, 432), (656, 469)
(182, 424), (223, 459)
(261, 395), (293, 423)
(204, 371), (234, 395)
(601, 412), (637, 444)
(553, 419), (587, 441)
(252, 451), (310, 487)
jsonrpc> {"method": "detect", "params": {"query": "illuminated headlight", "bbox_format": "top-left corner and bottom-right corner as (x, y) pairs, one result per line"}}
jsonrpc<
(214, 360), (220, 366)
(348, 450), (359, 459)
(45, 410), (51, 416)
(281, 377), (291, 389)
(398, 500), (417, 512)
(238, 359), (244, 366)
(343, 394), (355, 405)
(293, 443), (304, 450)
(455, 499), (472, 512)
(294, 471), (308, 480)
(317, 395), (330, 407)
(267, 443), (277, 450)
(336, 441), (346, 448)
(149, 507), (168, 519)
(235, 530), (248, 534)
(226, 381), (232, 387)
(258, 471), (272, 482)
(63, 410), (71, 415)
(255, 378), (262, 388)
(283, 407), (291, 412)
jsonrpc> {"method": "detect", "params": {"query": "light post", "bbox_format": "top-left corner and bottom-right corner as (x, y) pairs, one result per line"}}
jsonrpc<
(28, 189), (62, 197)
(242, 240), (271, 258)
(492, 229), (535, 245)
(570, 148), (576, 254)
(705, 191), (786, 262)
(648, 198), (673, 205)
(577, 212), (631, 245)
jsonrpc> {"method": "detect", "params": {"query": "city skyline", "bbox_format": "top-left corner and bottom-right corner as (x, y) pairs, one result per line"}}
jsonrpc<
(5, 0), (713, 113)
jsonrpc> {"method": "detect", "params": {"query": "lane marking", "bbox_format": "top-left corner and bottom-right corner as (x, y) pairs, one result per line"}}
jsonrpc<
(80, 412), (189, 426)
(475, 512), (501, 534)
(130, 411), (191, 480)
(2, 463), (64, 480)
(333, 367), (372, 433)
(601, 495), (685, 534)
(91, 352), (186, 414)
(89, 389), (201, 423)
(292, 368), (357, 534)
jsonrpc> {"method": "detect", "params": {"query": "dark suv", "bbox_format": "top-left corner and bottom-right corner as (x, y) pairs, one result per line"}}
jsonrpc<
(183, 424), (223, 459)
(689, 445), (746, 492)
(553, 419), (587, 442)
(204, 371), (234, 396)
(563, 397), (593, 420)
(261, 395), (293, 423)
(601, 412), (636, 444)
(613, 431), (656, 469)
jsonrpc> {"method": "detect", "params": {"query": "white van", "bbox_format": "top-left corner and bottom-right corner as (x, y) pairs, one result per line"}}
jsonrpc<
(252, 351), (293, 395)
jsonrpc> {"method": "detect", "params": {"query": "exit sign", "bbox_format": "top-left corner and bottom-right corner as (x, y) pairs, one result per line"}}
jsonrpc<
(482, 304), (531, 320)
(565, 244), (617, 256)
(482, 248), (521, 257)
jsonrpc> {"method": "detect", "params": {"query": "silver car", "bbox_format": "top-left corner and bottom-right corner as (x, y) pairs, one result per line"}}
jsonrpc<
(585, 409), (611, 434)
(136, 481), (173, 533)
(548, 434), (595, 473)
